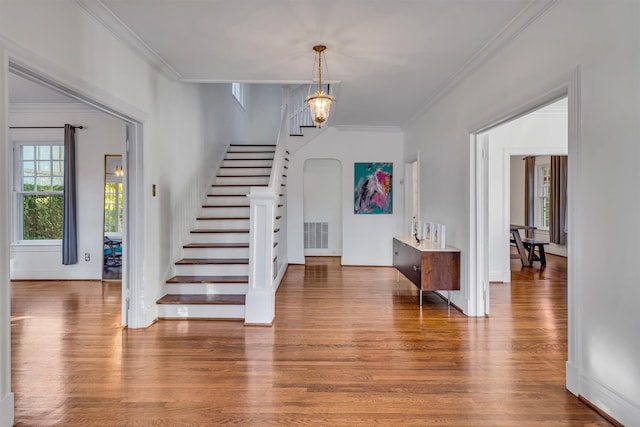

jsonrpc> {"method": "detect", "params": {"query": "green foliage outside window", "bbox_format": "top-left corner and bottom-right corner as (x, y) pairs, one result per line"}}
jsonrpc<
(21, 183), (64, 240)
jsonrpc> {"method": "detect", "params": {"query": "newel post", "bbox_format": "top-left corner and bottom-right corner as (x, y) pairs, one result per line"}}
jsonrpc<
(245, 191), (277, 325)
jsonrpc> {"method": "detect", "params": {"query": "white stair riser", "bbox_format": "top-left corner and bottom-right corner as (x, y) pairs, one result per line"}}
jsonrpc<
(195, 219), (250, 229)
(205, 195), (249, 205)
(218, 167), (272, 176)
(189, 233), (249, 244)
(166, 283), (248, 295)
(182, 247), (249, 258)
(229, 145), (275, 151)
(158, 304), (245, 320)
(200, 207), (250, 217)
(209, 185), (253, 195)
(222, 159), (273, 168)
(225, 152), (274, 160)
(175, 264), (249, 276)
(215, 176), (270, 186)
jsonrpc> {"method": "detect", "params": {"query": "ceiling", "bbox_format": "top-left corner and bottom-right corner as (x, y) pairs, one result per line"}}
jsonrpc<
(12, 0), (557, 127)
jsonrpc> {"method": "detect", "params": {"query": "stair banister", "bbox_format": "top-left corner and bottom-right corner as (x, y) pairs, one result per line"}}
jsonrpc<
(245, 104), (289, 325)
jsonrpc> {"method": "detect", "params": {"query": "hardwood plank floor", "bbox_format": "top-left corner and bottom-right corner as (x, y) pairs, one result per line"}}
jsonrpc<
(11, 255), (611, 426)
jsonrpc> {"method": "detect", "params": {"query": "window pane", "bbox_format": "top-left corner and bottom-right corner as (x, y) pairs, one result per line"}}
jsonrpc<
(52, 146), (64, 160)
(52, 160), (64, 176)
(22, 177), (35, 192)
(36, 177), (51, 191)
(22, 161), (35, 177)
(22, 194), (63, 239)
(52, 177), (64, 190)
(37, 145), (51, 160)
(21, 146), (35, 161)
(37, 160), (51, 175)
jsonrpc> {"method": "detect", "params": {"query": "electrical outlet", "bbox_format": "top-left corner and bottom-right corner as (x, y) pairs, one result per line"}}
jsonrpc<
(84, 253), (90, 262)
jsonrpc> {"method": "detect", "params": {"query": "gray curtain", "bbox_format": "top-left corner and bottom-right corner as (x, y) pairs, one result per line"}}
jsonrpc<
(550, 155), (568, 245)
(62, 124), (78, 265)
(524, 156), (536, 238)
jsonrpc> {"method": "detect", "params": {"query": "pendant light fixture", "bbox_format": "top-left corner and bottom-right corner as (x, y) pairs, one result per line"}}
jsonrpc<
(306, 45), (335, 128)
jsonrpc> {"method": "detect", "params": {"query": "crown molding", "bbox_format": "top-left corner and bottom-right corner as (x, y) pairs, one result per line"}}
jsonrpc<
(333, 125), (402, 133)
(403, 0), (560, 128)
(9, 102), (97, 114)
(75, 0), (181, 81)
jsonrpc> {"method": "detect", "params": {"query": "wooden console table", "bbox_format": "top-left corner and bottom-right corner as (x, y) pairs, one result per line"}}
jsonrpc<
(392, 236), (460, 306)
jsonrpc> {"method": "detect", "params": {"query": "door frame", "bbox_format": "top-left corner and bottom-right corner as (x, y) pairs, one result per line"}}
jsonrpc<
(3, 47), (147, 329)
(468, 68), (581, 394)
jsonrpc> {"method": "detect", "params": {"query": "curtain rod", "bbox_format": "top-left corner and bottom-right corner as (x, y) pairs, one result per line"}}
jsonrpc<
(9, 125), (84, 130)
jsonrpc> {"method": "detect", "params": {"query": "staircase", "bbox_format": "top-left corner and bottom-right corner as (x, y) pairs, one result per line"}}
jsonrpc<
(157, 144), (276, 320)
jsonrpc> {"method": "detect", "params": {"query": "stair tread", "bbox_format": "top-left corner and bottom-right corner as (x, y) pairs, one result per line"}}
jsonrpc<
(218, 174), (271, 178)
(202, 204), (249, 208)
(212, 184), (268, 187)
(184, 243), (249, 248)
(223, 158), (274, 161)
(196, 216), (249, 220)
(191, 229), (249, 233)
(157, 294), (246, 305)
(229, 144), (275, 147)
(176, 258), (249, 265)
(220, 166), (272, 169)
(167, 275), (248, 284)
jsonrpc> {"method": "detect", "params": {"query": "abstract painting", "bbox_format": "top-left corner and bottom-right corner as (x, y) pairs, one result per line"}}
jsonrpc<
(354, 162), (393, 214)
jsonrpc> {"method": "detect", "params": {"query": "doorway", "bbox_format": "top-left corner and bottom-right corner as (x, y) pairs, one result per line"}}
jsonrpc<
(103, 154), (124, 281)
(5, 62), (143, 328)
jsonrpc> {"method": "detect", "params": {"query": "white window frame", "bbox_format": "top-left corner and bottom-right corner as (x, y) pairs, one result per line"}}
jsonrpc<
(534, 159), (551, 231)
(10, 129), (64, 246)
(231, 82), (247, 109)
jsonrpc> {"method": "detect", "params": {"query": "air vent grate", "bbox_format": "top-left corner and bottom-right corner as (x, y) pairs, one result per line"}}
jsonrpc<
(304, 222), (328, 249)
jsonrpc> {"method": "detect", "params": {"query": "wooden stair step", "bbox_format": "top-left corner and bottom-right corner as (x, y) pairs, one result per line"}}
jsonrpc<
(157, 294), (245, 305)
(196, 216), (249, 220)
(166, 275), (248, 284)
(191, 229), (248, 234)
(183, 243), (249, 249)
(176, 258), (249, 265)
(229, 144), (275, 147)
(222, 158), (273, 162)
(221, 165), (272, 169)
(217, 174), (271, 178)
(212, 184), (268, 187)
(201, 204), (249, 208)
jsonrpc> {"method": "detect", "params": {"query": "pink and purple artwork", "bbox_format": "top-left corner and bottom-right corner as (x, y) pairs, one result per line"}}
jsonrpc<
(354, 162), (393, 214)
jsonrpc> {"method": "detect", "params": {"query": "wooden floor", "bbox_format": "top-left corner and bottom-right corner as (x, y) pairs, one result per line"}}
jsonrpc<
(10, 255), (611, 426)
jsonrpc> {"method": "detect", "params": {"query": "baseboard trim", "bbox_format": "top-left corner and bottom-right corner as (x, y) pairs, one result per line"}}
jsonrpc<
(0, 392), (14, 427)
(578, 371), (639, 426)
(578, 395), (624, 427)
(489, 269), (511, 283)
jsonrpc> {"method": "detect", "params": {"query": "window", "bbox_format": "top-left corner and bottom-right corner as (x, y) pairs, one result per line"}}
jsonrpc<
(536, 163), (551, 229)
(104, 181), (124, 234)
(14, 142), (65, 242)
(231, 82), (247, 109)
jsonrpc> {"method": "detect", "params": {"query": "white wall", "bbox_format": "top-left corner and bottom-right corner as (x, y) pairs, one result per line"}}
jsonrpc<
(510, 156), (525, 226)
(403, 1), (640, 423)
(249, 84), (282, 145)
(303, 159), (342, 256)
(288, 127), (404, 265)
(8, 104), (123, 280)
(486, 105), (567, 282)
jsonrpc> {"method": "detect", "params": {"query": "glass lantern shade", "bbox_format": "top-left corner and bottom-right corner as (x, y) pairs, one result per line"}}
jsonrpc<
(307, 90), (334, 128)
